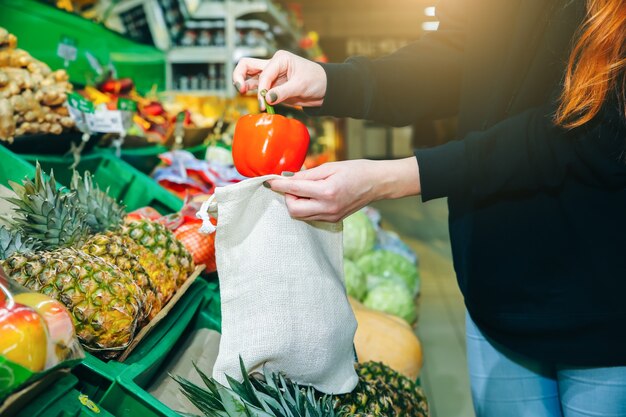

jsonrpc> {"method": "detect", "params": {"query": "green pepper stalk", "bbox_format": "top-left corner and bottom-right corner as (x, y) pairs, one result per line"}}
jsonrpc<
(260, 89), (276, 115)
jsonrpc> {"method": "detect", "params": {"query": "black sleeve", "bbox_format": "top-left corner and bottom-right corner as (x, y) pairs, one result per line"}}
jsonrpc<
(307, 0), (467, 126)
(415, 97), (626, 201)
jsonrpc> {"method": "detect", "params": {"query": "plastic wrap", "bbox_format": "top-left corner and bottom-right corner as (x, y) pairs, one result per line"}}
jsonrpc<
(0, 267), (84, 402)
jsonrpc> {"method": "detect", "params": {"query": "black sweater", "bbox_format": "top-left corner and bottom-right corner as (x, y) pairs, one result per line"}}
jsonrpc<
(311, 0), (626, 365)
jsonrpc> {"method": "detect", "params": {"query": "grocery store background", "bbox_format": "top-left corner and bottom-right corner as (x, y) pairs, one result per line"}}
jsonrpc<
(0, 0), (470, 416)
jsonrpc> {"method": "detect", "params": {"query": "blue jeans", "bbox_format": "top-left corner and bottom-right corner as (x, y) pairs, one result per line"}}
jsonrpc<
(466, 312), (626, 417)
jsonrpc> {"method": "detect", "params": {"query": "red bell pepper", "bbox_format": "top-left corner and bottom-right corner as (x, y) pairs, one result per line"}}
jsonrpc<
(232, 90), (310, 177)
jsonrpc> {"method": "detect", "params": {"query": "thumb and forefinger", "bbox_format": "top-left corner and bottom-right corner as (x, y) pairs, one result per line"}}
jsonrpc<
(233, 57), (267, 94)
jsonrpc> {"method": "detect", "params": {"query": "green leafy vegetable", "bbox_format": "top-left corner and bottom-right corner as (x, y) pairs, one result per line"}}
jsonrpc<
(343, 210), (376, 261)
(343, 259), (367, 301)
(356, 250), (420, 296)
(363, 282), (417, 324)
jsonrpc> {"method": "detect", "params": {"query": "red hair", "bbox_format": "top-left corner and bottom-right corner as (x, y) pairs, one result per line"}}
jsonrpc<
(555, 0), (626, 128)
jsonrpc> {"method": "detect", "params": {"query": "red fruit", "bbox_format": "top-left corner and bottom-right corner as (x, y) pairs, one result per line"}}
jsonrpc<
(14, 293), (76, 368)
(174, 221), (216, 273)
(141, 102), (165, 117)
(99, 78), (134, 94)
(0, 302), (47, 372)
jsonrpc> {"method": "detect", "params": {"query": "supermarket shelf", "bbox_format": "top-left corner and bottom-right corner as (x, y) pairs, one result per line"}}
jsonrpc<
(192, 0), (297, 40)
(233, 45), (275, 60)
(168, 46), (228, 63)
(168, 45), (273, 63)
(192, 1), (227, 18)
(165, 89), (230, 97)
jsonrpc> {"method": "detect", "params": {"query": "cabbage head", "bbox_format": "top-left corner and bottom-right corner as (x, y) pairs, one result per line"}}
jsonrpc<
(343, 210), (376, 261)
(343, 259), (367, 301)
(356, 250), (420, 295)
(363, 282), (417, 324)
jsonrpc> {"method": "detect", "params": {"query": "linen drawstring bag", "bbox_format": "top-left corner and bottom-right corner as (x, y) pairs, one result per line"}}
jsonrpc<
(197, 175), (358, 394)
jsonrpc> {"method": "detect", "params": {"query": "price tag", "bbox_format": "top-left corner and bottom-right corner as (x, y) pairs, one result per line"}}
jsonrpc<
(57, 36), (78, 67)
(117, 98), (137, 112)
(86, 110), (132, 134)
(67, 92), (94, 114)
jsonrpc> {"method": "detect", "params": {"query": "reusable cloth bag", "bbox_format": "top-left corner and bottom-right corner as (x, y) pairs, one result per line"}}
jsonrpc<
(197, 175), (358, 394)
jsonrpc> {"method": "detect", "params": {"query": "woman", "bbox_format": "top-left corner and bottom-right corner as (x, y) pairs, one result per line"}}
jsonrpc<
(233, 0), (626, 416)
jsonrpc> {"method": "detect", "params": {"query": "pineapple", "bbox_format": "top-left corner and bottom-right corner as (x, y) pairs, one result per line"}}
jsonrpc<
(3, 247), (143, 356)
(82, 232), (160, 322)
(334, 362), (429, 417)
(0, 165), (144, 358)
(123, 219), (194, 290)
(6, 164), (90, 249)
(0, 225), (39, 257)
(71, 171), (194, 305)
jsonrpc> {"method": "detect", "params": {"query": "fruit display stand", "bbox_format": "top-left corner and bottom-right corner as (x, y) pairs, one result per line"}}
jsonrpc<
(0, 0), (166, 92)
(95, 143), (210, 175)
(5, 371), (114, 417)
(18, 151), (183, 214)
(74, 279), (220, 417)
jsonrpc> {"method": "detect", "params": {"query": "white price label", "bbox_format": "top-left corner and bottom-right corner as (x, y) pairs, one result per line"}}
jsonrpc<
(57, 43), (77, 62)
(85, 110), (132, 133)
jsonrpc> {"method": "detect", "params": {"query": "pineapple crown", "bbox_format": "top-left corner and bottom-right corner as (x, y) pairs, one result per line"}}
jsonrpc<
(174, 357), (337, 417)
(5, 162), (90, 250)
(70, 170), (126, 233)
(0, 225), (39, 260)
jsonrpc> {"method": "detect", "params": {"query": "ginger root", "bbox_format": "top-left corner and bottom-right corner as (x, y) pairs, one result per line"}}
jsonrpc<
(3, 68), (34, 90)
(51, 105), (69, 117)
(0, 98), (16, 140)
(36, 84), (68, 106)
(27, 61), (51, 76)
(0, 81), (19, 98)
(59, 116), (74, 128)
(0, 49), (32, 68)
(0, 28), (74, 137)
(0, 28), (17, 50)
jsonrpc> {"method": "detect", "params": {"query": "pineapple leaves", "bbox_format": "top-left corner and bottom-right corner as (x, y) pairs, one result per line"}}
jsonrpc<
(216, 384), (249, 417)
(176, 357), (340, 417)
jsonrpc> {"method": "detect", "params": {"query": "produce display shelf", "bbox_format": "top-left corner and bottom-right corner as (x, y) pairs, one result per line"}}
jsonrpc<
(0, 144), (36, 186)
(101, 293), (222, 417)
(5, 371), (112, 417)
(18, 151), (183, 214)
(73, 278), (215, 403)
(95, 143), (209, 175)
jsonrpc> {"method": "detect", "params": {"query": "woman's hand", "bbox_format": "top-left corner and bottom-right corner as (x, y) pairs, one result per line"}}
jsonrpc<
(232, 50), (327, 109)
(268, 158), (421, 222)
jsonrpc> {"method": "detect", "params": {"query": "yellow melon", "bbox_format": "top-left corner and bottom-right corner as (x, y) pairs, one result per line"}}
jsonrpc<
(349, 296), (423, 380)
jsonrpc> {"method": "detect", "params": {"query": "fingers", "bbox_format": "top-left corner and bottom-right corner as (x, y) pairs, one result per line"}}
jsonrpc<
(284, 194), (326, 219)
(243, 77), (259, 93)
(269, 178), (328, 199)
(265, 82), (299, 106)
(258, 51), (291, 106)
(284, 194), (345, 223)
(233, 57), (267, 93)
(291, 163), (336, 180)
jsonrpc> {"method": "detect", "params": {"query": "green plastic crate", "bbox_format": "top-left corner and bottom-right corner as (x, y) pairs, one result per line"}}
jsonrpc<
(18, 152), (182, 214)
(10, 372), (112, 417)
(96, 144), (210, 175)
(0, 145), (37, 185)
(73, 280), (215, 404)
(101, 300), (221, 417)
(0, 0), (166, 92)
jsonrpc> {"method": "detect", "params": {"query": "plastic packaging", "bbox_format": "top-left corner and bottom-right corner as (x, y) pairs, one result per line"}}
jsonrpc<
(0, 266), (84, 402)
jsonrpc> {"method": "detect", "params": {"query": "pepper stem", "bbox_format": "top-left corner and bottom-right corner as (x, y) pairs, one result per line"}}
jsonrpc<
(260, 89), (275, 115)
